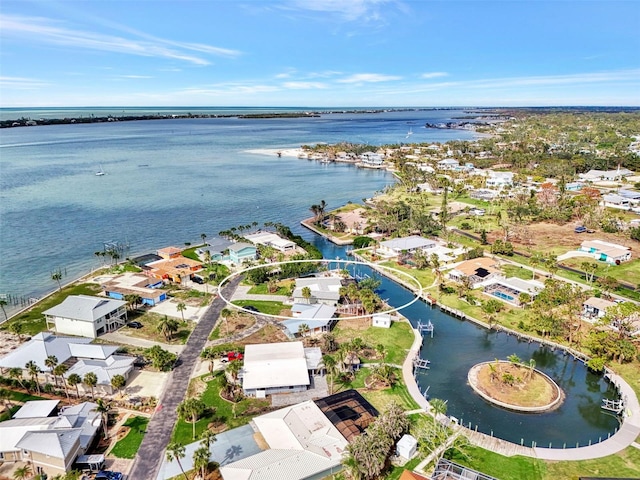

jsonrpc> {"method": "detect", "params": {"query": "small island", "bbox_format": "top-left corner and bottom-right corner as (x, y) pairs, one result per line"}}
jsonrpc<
(468, 357), (564, 413)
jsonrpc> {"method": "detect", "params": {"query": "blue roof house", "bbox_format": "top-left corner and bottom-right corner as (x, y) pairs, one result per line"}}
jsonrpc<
(228, 243), (257, 264)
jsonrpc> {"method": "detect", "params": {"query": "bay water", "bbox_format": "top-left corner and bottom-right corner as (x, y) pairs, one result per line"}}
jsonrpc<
(0, 108), (477, 306)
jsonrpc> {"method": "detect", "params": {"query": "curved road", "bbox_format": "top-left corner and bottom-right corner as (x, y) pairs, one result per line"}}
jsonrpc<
(128, 275), (241, 480)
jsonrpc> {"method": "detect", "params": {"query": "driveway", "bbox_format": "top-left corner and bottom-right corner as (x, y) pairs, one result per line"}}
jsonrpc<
(101, 331), (185, 355)
(127, 275), (241, 480)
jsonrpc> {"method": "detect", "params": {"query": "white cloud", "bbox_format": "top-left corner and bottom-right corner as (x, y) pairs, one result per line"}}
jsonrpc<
(0, 14), (242, 66)
(337, 73), (402, 83)
(112, 75), (153, 79)
(0, 76), (50, 89)
(282, 81), (328, 89)
(420, 72), (448, 79)
(283, 0), (402, 24)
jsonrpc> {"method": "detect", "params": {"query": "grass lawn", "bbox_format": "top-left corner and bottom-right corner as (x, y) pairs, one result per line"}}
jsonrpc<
(560, 257), (640, 287)
(378, 261), (436, 289)
(446, 445), (546, 480)
(0, 404), (21, 422)
(332, 320), (415, 365)
(502, 264), (538, 281)
(385, 457), (422, 480)
(336, 367), (419, 412)
(110, 416), (149, 459)
(2, 283), (102, 335)
(247, 281), (293, 296)
(231, 300), (287, 316)
(447, 443), (640, 480)
(172, 372), (272, 445)
(125, 311), (193, 345)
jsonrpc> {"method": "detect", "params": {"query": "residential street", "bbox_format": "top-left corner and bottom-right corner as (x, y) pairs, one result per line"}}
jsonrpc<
(127, 275), (241, 480)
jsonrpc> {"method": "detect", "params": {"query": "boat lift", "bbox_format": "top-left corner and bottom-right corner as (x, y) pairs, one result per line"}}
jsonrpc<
(601, 398), (625, 415)
(417, 319), (434, 338)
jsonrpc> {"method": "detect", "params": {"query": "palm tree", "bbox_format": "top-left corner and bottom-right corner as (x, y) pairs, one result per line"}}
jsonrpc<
(51, 271), (63, 291)
(54, 363), (69, 399)
(301, 286), (312, 304)
(220, 308), (232, 337)
(429, 397), (448, 421)
(375, 344), (386, 360)
(93, 398), (112, 439)
(193, 446), (211, 479)
(8, 367), (25, 390)
(157, 315), (179, 341)
(177, 398), (206, 440)
(297, 323), (310, 337)
(12, 464), (32, 480)
(200, 428), (217, 451)
(323, 355), (337, 395)
(527, 359), (536, 380)
(25, 360), (41, 394)
(166, 442), (188, 480)
(226, 359), (243, 384)
(45, 355), (59, 385)
(201, 348), (217, 375)
(67, 373), (82, 398)
(176, 302), (186, 322)
(83, 372), (98, 399)
(111, 374), (126, 397)
(201, 233), (207, 246)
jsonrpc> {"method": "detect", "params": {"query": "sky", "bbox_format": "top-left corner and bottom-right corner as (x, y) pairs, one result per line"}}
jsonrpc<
(1, 0), (639, 107)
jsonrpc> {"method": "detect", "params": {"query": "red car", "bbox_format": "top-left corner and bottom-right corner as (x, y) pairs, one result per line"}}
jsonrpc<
(221, 352), (243, 363)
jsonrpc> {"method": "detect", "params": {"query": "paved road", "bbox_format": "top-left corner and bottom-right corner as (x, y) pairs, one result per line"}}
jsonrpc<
(127, 275), (241, 480)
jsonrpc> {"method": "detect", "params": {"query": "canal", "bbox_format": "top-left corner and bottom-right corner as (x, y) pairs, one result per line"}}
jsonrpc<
(311, 236), (620, 448)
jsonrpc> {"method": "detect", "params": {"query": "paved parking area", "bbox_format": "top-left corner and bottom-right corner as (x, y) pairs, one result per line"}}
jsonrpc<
(149, 299), (207, 322)
(124, 370), (170, 399)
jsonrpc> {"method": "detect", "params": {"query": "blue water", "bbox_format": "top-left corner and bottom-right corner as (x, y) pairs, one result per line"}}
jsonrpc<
(0, 108), (478, 304)
(313, 238), (619, 448)
(0, 107), (618, 446)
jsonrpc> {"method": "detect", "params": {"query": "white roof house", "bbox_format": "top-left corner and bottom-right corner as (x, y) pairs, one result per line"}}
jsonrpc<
(283, 304), (337, 337)
(292, 277), (342, 306)
(379, 236), (436, 256)
(44, 295), (128, 338)
(579, 240), (632, 264)
(582, 296), (617, 321)
(0, 332), (92, 371)
(0, 401), (101, 477)
(13, 400), (59, 419)
(242, 342), (311, 397)
(486, 171), (514, 189)
(0, 333), (134, 394)
(220, 400), (348, 480)
(244, 231), (296, 252)
(579, 168), (633, 182)
(483, 277), (544, 306)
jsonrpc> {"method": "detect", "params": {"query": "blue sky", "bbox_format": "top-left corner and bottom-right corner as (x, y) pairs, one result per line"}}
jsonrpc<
(1, 0), (639, 107)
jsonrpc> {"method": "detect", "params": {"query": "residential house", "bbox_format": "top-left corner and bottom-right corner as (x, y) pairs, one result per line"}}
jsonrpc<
(0, 333), (135, 395)
(447, 257), (502, 288)
(292, 277), (342, 307)
(220, 390), (377, 480)
(241, 341), (319, 397)
(483, 277), (544, 306)
(102, 274), (167, 306)
(145, 256), (203, 283)
(245, 231), (296, 253)
(485, 171), (514, 189)
(582, 297), (617, 321)
(602, 193), (631, 208)
(156, 246), (183, 260)
(437, 158), (460, 170)
(195, 238), (233, 262)
(359, 152), (384, 167)
(0, 400), (101, 478)
(579, 240), (632, 264)
(579, 168), (633, 182)
(228, 242), (257, 264)
(379, 236), (436, 257)
(43, 295), (127, 338)
(283, 304), (337, 337)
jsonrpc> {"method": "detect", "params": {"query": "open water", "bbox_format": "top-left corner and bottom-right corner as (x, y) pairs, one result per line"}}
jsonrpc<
(0, 107), (620, 446)
(0, 108), (477, 305)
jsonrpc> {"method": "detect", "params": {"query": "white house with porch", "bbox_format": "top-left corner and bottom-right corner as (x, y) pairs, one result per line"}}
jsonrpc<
(292, 277), (342, 306)
(44, 295), (127, 338)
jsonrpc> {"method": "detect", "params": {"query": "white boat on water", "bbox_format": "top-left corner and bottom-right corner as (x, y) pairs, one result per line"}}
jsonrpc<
(405, 128), (413, 139)
(95, 165), (105, 176)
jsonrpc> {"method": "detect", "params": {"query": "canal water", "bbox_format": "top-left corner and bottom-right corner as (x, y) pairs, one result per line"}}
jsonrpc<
(311, 236), (620, 448)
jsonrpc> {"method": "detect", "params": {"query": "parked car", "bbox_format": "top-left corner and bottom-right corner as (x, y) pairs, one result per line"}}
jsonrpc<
(574, 226), (587, 233)
(244, 305), (259, 313)
(95, 471), (123, 480)
(221, 351), (244, 363)
(127, 321), (143, 329)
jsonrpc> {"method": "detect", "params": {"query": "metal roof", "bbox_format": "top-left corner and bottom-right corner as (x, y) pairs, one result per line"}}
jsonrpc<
(242, 342), (309, 391)
(12, 399), (59, 419)
(0, 333), (92, 370)
(43, 295), (126, 322)
(16, 428), (82, 459)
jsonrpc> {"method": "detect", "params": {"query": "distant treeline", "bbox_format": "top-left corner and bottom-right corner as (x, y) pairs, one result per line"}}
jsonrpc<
(0, 107), (438, 129)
